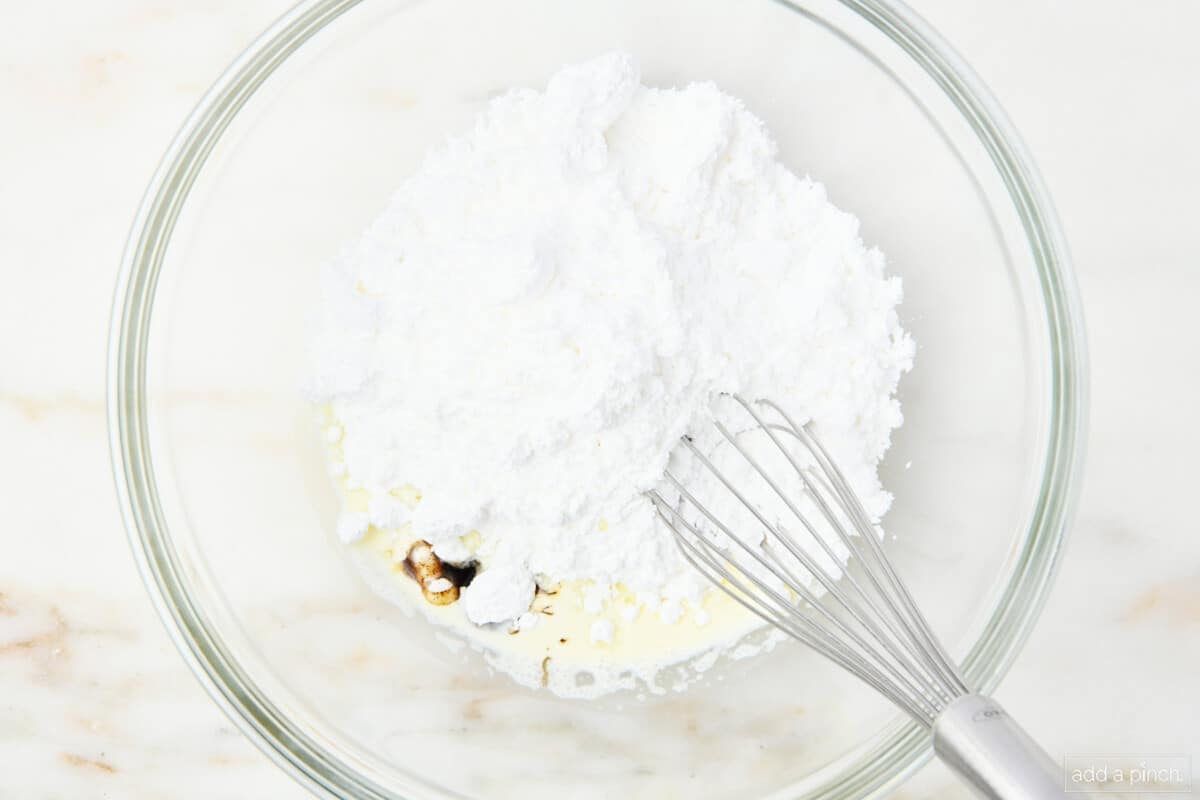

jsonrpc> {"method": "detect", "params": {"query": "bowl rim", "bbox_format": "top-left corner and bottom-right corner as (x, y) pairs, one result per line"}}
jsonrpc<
(107, 0), (1088, 797)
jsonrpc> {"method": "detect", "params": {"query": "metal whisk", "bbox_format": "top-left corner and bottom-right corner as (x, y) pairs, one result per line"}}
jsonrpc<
(649, 395), (1076, 800)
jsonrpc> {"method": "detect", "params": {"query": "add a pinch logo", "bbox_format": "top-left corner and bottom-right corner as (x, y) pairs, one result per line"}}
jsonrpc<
(1064, 754), (1192, 793)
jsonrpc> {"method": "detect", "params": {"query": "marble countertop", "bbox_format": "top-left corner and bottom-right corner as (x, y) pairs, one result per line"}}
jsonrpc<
(2, 0), (1197, 797)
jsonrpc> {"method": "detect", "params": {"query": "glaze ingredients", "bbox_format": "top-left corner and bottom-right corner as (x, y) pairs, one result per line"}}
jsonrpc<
(309, 52), (912, 691)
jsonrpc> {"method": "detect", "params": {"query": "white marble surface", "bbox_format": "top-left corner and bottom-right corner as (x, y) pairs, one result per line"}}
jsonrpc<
(2, 0), (1198, 797)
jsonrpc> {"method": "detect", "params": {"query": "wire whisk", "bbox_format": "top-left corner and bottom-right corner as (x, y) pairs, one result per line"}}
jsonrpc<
(649, 394), (1078, 800)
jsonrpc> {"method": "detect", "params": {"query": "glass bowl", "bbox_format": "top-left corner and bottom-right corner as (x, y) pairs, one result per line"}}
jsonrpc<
(108, 0), (1086, 797)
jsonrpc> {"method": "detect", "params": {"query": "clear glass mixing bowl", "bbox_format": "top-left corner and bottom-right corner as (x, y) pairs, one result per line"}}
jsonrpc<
(109, 0), (1087, 797)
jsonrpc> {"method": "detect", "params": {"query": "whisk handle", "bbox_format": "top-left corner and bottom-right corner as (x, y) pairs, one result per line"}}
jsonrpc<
(933, 694), (1079, 799)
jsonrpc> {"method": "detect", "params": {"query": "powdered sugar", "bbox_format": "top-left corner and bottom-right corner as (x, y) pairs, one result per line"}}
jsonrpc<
(310, 53), (912, 628)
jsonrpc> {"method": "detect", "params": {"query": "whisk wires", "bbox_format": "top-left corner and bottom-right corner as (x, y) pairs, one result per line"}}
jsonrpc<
(648, 395), (968, 726)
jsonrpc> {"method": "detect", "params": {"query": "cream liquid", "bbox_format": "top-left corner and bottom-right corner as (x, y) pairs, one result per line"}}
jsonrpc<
(321, 409), (778, 698)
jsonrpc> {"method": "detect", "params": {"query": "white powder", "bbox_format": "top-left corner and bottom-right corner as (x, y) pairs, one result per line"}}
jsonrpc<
(310, 53), (912, 627)
(590, 619), (615, 645)
(424, 577), (454, 594)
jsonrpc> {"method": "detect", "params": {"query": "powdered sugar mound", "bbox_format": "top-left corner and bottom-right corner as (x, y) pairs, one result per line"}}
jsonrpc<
(310, 53), (913, 626)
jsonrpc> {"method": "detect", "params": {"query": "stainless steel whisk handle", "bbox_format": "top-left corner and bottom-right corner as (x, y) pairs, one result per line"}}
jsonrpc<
(934, 694), (1079, 799)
